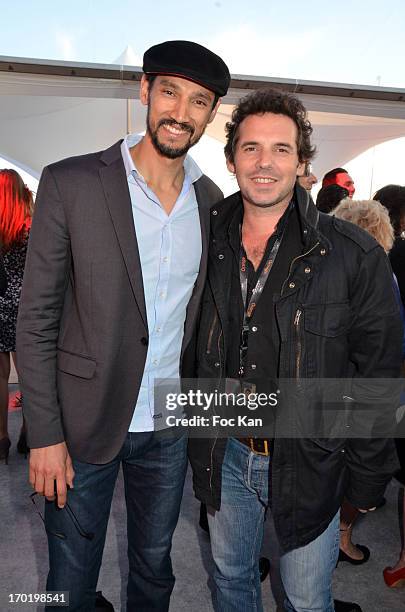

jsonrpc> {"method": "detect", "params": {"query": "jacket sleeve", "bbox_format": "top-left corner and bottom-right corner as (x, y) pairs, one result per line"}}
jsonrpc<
(0, 252), (7, 296)
(16, 166), (70, 449)
(344, 245), (402, 508)
(392, 274), (405, 359)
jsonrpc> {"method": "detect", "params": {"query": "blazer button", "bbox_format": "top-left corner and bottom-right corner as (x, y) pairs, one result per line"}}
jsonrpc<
(289, 282), (295, 288)
(218, 254), (224, 260)
(140, 337), (148, 346)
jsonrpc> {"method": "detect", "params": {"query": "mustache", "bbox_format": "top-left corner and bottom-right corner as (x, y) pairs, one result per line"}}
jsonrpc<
(157, 118), (194, 136)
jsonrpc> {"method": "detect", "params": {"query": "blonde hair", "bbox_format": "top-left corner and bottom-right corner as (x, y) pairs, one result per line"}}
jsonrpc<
(333, 198), (394, 252)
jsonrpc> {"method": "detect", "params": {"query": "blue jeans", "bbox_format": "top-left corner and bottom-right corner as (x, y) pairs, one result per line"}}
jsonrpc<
(208, 438), (340, 612)
(44, 431), (187, 611)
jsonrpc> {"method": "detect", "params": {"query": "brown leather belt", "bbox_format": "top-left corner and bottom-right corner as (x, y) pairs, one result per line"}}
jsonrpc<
(237, 438), (272, 456)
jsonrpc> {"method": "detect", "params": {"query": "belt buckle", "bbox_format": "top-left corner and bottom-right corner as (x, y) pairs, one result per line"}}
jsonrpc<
(249, 438), (270, 456)
(241, 381), (256, 396)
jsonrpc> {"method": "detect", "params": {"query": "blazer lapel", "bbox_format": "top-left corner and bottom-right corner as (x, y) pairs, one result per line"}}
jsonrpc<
(181, 177), (211, 353)
(99, 143), (147, 329)
(194, 177), (210, 295)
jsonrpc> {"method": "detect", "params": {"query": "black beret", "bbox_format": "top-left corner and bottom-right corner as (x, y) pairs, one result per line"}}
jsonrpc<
(143, 40), (230, 97)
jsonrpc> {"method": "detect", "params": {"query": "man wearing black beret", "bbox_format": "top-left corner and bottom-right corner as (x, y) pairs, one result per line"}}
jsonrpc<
(17, 40), (230, 611)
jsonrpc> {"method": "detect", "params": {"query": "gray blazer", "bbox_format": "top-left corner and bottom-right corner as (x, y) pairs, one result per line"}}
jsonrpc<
(16, 141), (222, 463)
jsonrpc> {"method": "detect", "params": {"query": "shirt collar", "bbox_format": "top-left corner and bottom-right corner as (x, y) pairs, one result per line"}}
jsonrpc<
(275, 198), (295, 236)
(121, 133), (203, 184)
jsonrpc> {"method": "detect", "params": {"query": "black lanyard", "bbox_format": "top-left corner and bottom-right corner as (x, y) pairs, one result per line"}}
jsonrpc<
(238, 229), (285, 376)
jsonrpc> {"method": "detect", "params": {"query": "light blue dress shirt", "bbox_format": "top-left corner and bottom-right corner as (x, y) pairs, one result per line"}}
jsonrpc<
(121, 133), (203, 432)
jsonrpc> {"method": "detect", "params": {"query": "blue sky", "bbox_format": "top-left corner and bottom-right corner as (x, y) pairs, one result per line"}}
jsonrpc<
(1, 0), (405, 88)
(1, 0), (405, 197)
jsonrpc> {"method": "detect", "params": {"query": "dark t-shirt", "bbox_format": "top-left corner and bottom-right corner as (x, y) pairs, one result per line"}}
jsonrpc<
(226, 199), (304, 387)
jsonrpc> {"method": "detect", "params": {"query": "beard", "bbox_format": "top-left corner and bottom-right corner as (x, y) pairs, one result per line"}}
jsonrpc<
(146, 109), (203, 159)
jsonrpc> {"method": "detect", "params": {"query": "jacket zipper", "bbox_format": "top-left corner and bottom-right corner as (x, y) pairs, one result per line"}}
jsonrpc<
(294, 309), (302, 380)
(209, 325), (223, 493)
(281, 241), (320, 297)
(217, 328), (223, 378)
(281, 241), (320, 382)
(206, 312), (219, 354)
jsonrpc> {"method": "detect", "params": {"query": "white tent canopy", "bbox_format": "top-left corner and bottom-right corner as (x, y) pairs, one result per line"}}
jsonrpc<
(1, 55), (405, 181)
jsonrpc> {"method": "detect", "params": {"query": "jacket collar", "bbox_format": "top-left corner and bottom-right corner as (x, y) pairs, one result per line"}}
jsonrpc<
(100, 140), (124, 166)
(295, 183), (319, 232)
(98, 140), (148, 329)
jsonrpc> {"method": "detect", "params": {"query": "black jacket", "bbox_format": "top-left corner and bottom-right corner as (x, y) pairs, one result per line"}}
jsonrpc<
(390, 236), (405, 307)
(188, 185), (402, 552)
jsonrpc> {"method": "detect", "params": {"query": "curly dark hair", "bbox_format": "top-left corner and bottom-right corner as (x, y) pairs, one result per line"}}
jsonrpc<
(224, 88), (316, 164)
(373, 184), (405, 236)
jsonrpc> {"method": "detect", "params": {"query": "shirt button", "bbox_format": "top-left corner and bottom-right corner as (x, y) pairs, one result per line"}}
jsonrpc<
(218, 254), (224, 260)
(251, 326), (258, 332)
(162, 257), (168, 263)
(152, 359), (158, 365)
(159, 291), (166, 298)
(212, 210), (218, 216)
(304, 267), (311, 274)
(251, 364), (257, 370)
(320, 248), (326, 255)
(289, 282), (295, 288)
(156, 327), (161, 333)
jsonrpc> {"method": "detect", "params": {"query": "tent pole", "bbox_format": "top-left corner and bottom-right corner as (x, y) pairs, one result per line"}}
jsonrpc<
(126, 99), (131, 135)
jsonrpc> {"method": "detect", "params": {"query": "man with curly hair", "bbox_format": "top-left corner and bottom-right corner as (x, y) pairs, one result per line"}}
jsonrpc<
(188, 88), (401, 611)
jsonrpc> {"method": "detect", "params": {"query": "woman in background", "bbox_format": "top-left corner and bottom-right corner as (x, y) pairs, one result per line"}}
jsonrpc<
(0, 169), (33, 463)
(373, 185), (405, 308)
(371, 186), (405, 587)
(333, 197), (405, 588)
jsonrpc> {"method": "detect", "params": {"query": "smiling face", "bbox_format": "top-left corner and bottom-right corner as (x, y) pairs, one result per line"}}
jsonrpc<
(227, 112), (305, 211)
(140, 74), (219, 159)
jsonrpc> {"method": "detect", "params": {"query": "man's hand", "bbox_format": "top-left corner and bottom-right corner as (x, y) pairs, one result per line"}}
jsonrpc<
(29, 442), (75, 508)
